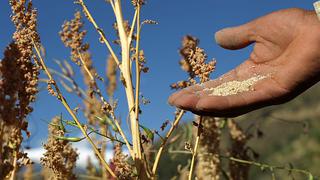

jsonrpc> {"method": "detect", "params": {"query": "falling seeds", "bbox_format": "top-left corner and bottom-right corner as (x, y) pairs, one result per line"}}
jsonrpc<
(204, 75), (266, 96)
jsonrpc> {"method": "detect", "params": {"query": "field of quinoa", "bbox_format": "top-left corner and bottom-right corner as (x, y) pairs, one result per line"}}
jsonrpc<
(0, 0), (319, 179)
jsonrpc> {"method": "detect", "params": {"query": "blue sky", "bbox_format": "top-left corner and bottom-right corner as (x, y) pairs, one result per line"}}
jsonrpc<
(0, 0), (317, 151)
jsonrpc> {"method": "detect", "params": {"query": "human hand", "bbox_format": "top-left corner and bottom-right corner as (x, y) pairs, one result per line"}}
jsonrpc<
(169, 8), (320, 117)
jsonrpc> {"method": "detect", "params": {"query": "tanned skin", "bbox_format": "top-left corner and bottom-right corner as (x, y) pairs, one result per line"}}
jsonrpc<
(169, 9), (320, 117)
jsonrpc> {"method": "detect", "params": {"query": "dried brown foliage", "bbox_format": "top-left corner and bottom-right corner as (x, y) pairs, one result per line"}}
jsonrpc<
(113, 21), (134, 45)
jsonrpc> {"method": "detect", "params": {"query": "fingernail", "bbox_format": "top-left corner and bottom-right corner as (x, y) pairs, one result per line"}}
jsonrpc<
(214, 28), (226, 44)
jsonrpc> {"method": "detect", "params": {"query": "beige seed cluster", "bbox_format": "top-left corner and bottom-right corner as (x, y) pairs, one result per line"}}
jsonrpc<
(111, 144), (134, 179)
(9, 0), (40, 120)
(171, 35), (216, 89)
(41, 117), (78, 180)
(180, 36), (216, 83)
(80, 52), (104, 125)
(60, 11), (89, 64)
(0, 1), (40, 178)
(0, 43), (22, 125)
(204, 75), (266, 96)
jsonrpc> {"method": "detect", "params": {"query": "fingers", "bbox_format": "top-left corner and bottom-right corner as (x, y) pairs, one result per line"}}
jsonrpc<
(215, 22), (255, 50)
(168, 84), (204, 106)
(168, 68), (240, 110)
(170, 76), (288, 117)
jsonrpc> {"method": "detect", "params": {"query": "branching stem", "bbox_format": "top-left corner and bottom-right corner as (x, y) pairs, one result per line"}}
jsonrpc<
(134, 4), (142, 157)
(222, 156), (317, 179)
(114, 0), (142, 162)
(78, 52), (134, 158)
(32, 41), (117, 178)
(152, 110), (185, 175)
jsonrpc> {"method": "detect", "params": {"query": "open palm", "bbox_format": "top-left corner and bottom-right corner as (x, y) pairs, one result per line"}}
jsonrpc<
(169, 8), (320, 117)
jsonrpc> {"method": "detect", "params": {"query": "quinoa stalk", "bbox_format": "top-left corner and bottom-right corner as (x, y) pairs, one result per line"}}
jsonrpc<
(134, 3), (143, 161)
(114, 0), (140, 158)
(112, 0), (145, 173)
(78, 0), (147, 177)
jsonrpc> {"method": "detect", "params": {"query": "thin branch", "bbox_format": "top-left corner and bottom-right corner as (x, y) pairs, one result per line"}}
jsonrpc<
(134, 5), (142, 159)
(77, 0), (121, 69)
(152, 110), (185, 174)
(108, 0), (116, 14)
(109, 110), (135, 157)
(222, 156), (317, 179)
(159, 149), (318, 179)
(128, 9), (138, 46)
(188, 116), (203, 180)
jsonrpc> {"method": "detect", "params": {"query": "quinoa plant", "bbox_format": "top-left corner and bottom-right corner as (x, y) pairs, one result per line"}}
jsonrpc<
(0, 0), (318, 180)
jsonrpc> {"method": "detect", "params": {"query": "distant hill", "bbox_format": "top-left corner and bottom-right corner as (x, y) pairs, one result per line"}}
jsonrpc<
(156, 83), (320, 180)
(242, 83), (320, 179)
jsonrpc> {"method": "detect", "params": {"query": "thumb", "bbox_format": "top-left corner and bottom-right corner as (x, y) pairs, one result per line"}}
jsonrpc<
(215, 22), (255, 50)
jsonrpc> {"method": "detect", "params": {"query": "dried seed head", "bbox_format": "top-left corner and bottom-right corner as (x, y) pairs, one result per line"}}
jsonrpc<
(59, 11), (89, 64)
(131, 0), (145, 7)
(171, 35), (216, 90)
(106, 55), (117, 97)
(160, 120), (170, 131)
(111, 144), (134, 179)
(47, 80), (58, 97)
(41, 117), (78, 180)
(80, 52), (104, 125)
(180, 35), (216, 82)
(0, 43), (21, 124)
(113, 21), (136, 44)
(0, 1), (41, 177)
(9, 0), (41, 120)
(142, 19), (158, 25)
(184, 142), (193, 152)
